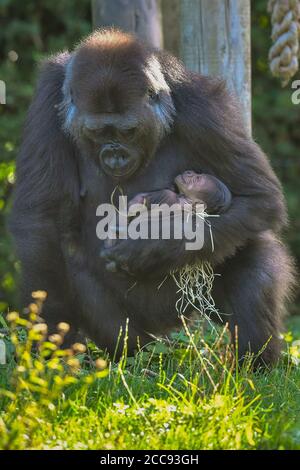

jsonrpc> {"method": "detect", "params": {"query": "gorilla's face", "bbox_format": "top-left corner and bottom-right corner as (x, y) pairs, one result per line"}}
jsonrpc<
(60, 34), (175, 179)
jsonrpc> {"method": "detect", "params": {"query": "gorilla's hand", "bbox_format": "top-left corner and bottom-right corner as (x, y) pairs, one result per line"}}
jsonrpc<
(100, 237), (187, 277)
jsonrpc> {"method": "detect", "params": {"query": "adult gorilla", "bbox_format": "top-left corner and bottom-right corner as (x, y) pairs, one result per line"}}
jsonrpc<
(10, 29), (294, 365)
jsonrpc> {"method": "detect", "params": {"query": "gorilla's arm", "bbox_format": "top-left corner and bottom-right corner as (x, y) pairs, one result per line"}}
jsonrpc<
(128, 173), (232, 214)
(9, 54), (82, 331)
(168, 71), (287, 264)
(11, 53), (78, 210)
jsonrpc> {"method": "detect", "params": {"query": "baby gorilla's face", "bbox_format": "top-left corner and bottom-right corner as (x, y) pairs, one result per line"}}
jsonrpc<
(175, 171), (213, 203)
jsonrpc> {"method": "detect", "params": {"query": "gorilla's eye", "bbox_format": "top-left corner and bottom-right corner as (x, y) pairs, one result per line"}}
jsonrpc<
(125, 127), (137, 138)
(148, 87), (159, 103)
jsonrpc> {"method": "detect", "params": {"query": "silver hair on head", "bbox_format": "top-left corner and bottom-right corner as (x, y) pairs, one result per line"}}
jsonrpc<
(144, 55), (176, 132)
(59, 55), (81, 138)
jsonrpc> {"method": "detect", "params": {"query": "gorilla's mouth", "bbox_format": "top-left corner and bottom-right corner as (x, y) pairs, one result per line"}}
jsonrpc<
(99, 143), (140, 178)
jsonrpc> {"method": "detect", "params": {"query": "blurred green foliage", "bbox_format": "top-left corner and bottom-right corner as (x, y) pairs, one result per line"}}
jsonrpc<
(0, 0), (299, 309)
(252, 2), (300, 296)
(0, 0), (91, 309)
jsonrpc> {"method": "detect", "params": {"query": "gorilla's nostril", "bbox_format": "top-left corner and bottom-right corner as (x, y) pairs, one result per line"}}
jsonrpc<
(110, 143), (121, 150)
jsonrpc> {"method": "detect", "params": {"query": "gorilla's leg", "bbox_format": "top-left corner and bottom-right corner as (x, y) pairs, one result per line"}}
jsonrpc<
(20, 264), (81, 345)
(68, 267), (149, 356)
(221, 232), (294, 366)
(10, 218), (80, 345)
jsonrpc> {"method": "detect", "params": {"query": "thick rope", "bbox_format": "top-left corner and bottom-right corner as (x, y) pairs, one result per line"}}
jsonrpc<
(268, 0), (300, 86)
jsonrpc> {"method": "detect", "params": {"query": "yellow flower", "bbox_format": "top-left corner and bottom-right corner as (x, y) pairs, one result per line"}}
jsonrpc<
(28, 303), (39, 314)
(32, 323), (48, 334)
(72, 343), (86, 354)
(31, 290), (47, 301)
(95, 358), (107, 370)
(6, 311), (19, 322)
(57, 322), (70, 334)
(49, 334), (63, 346)
(66, 358), (80, 370)
(64, 348), (74, 356)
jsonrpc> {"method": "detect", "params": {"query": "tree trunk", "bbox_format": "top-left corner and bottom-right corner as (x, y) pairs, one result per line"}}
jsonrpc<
(161, 0), (180, 57)
(92, 0), (163, 48)
(180, 0), (252, 134)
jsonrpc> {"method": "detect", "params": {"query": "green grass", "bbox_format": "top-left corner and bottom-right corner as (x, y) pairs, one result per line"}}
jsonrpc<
(0, 305), (300, 450)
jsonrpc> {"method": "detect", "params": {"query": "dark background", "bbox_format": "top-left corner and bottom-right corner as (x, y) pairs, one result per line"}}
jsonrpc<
(0, 0), (299, 312)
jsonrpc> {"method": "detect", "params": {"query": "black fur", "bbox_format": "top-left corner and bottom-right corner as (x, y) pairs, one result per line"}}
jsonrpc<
(9, 30), (295, 365)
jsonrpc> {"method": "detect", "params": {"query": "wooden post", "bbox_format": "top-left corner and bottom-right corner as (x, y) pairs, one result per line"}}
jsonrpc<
(0, 339), (6, 365)
(0, 80), (6, 105)
(92, 0), (163, 48)
(180, 0), (252, 134)
(161, 0), (180, 57)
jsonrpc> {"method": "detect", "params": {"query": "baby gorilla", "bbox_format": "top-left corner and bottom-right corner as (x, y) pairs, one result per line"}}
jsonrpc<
(105, 171), (231, 254)
(128, 171), (232, 215)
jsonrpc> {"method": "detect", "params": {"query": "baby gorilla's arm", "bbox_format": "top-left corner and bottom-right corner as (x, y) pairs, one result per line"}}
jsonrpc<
(128, 189), (180, 215)
(195, 174), (232, 213)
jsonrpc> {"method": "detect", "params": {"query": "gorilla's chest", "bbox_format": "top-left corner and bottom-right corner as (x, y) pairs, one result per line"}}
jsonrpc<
(75, 134), (213, 294)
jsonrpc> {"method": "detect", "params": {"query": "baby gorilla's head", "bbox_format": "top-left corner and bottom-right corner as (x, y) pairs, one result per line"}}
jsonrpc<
(175, 171), (232, 214)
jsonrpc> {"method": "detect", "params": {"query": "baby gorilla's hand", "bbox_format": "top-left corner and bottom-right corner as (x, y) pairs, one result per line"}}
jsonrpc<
(127, 189), (179, 215)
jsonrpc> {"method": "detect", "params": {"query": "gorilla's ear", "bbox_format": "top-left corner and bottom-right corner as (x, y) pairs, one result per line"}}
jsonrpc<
(144, 55), (176, 132)
(14, 52), (79, 211)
